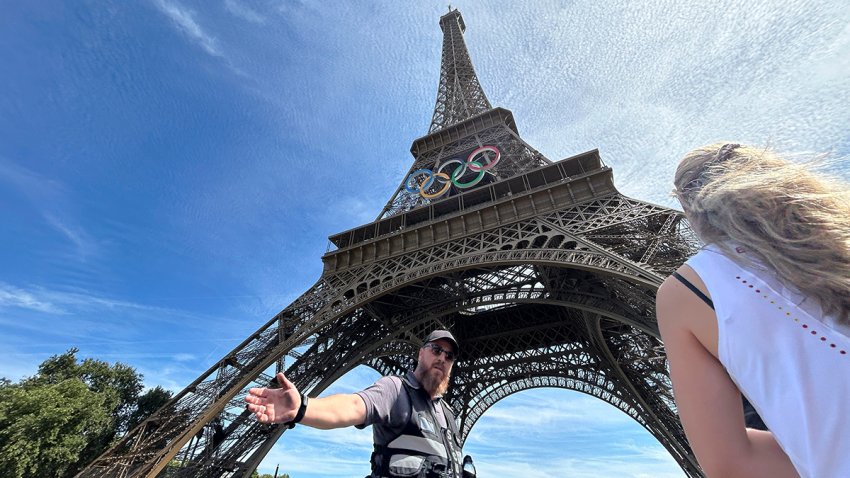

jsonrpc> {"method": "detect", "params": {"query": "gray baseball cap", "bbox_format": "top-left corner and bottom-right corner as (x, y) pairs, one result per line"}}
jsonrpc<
(423, 329), (459, 354)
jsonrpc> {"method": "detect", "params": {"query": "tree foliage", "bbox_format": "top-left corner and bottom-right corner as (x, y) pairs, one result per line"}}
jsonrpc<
(0, 349), (172, 478)
(0, 379), (111, 478)
(127, 385), (173, 431)
(28, 347), (143, 433)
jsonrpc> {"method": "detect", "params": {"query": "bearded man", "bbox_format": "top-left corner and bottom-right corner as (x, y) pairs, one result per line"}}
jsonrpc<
(246, 330), (465, 478)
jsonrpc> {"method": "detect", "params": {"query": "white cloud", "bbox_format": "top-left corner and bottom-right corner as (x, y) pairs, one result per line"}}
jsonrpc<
(0, 283), (162, 314)
(43, 213), (98, 259)
(173, 353), (196, 362)
(0, 282), (242, 355)
(0, 283), (65, 314)
(136, 362), (196, 392)
(0, 158), (98, 261)
(461, 390), (687, 476)
(476, 392), (633, 429)
(0, 156), (64, 202)
(224, 0), (266, 24)
(461, 0), (850, 204)
(154, 0), (222, 57)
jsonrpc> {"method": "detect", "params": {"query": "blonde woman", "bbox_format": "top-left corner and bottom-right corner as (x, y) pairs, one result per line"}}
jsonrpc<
(656, 143), (850, 478)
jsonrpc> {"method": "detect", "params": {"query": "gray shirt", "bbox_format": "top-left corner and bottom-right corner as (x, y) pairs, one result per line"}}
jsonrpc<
(355, 371), (447, 445)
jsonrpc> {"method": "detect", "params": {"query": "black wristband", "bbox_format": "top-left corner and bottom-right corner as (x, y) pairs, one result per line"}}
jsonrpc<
(286, 392), (308, 429)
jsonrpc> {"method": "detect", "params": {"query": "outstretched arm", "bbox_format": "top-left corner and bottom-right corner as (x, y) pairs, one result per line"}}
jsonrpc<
(656, 267), (798, 478)
(245, 372), (367, 429)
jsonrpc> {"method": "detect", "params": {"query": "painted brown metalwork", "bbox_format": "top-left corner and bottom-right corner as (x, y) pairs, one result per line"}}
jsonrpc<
(429, 10), (492, 134)
(77, 8), (704, 478)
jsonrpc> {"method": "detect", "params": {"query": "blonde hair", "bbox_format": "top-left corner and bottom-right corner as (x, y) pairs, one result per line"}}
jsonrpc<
(674, 143), (850, 324)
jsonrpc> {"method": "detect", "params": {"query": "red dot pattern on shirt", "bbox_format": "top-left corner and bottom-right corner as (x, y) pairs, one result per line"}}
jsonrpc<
(735, 275), (847, 357)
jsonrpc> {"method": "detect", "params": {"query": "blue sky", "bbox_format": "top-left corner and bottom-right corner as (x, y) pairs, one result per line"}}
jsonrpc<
(1, 0), (849, 476)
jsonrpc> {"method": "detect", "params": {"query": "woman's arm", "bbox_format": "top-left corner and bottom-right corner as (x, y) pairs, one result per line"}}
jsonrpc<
(656, 269), (798, 478)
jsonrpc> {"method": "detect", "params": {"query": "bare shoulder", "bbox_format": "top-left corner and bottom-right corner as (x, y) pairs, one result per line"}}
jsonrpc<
(657, 265), (719, 357)
(659, 264), (711, 308)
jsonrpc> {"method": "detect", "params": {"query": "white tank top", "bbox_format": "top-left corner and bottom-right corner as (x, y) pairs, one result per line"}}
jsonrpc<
(686, 244), (850, 478)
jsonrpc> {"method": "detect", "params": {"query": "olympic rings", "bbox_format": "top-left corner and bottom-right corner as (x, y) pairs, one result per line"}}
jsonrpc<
(421, 173), (451, 199)
(451, 160), (484, 188)
(466, 146), (500, 172)
(404, 146), (501, 199)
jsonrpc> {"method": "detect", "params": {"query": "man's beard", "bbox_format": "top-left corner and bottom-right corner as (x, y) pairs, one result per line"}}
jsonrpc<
(418, 366), (450, 397)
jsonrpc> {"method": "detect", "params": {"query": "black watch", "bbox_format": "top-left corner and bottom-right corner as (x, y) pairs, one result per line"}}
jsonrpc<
(286, 392), (309, 429)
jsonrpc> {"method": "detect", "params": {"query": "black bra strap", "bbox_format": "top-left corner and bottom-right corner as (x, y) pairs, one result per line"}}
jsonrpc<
(671, 271), (715, 310)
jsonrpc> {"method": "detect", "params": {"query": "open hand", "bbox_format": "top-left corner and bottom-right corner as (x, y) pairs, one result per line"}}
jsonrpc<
(245, 372), (301, 424)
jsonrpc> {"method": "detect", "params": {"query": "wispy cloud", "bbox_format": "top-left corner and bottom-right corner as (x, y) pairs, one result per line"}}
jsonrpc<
(136, 361), (200, 392)
(0, 157), (98, 260)
(154, 0), (222, 57)
(470, 390), (633, 433)
(0, 155), (64, 204)
(0, 282), (247, 385)
(0, 283), (65, 314)
(173, 353), (196, 362)
(43, 213), (97, 259)
(224, 0), (266, 24)
(0, 282), (202, 318)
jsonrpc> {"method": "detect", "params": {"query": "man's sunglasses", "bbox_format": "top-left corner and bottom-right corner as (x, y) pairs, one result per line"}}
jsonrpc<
(423, 342), (457, 362)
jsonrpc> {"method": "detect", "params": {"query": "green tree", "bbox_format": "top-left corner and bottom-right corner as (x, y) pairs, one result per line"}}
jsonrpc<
(0, 348), (168, 478)
(127, 385), (173, 431)
(0, 379), (112, 478)
(27, 348), (143, 433)
(22, 348), (145, 474)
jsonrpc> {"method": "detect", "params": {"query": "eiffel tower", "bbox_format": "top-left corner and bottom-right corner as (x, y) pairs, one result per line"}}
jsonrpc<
(79, 8), (703, 478)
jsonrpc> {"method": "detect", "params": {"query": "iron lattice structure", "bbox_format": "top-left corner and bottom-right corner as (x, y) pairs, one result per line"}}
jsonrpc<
(79, 9), (705, 478)
(428, 10), (492, 133)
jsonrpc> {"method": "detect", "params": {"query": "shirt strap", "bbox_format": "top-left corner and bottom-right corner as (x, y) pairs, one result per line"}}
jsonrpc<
(671, 271), (715, 310)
